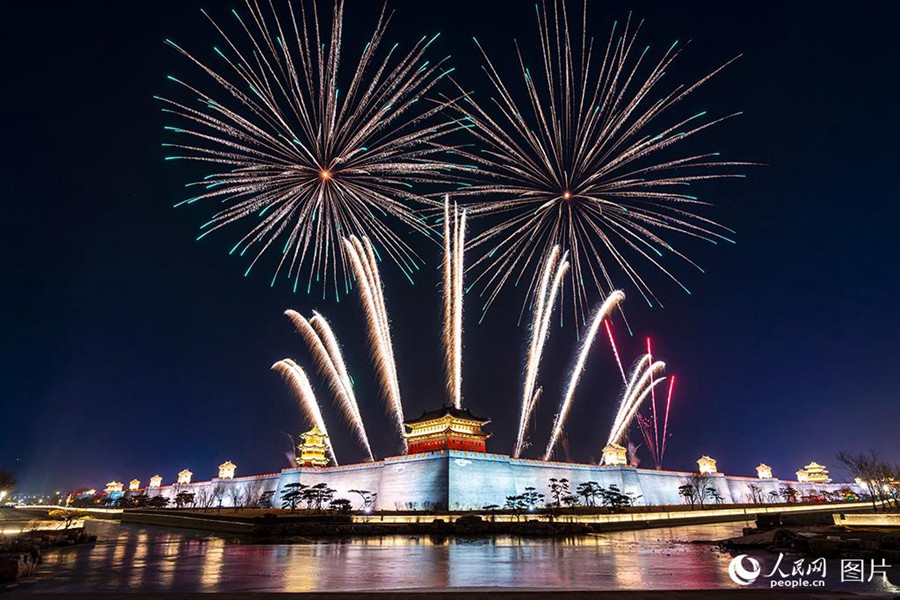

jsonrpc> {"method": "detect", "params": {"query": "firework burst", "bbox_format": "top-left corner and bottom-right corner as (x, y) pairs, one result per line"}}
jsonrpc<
(160, 0), (462, 299)
(457, 0), (750, 323)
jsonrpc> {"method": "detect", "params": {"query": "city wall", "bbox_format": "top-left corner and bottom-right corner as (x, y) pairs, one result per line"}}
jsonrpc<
(145, 450), (856, 511)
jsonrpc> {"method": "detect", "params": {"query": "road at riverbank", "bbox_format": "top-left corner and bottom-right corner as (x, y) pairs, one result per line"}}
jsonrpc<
(109, 501), (872, 538)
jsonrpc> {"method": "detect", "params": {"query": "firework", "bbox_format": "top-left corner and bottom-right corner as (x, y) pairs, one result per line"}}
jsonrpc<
(604, 320), (627, 383)
(272, 358), (338, 464)
(544, 290), (624, 460)
(514, 245), (569, 458)
(457, 1), (749, 323)
(344, 235), (404, 446)
(661, 374), (676, 462)
(160, 0), (462, 299)
(636, 338), (677, 468)
(608, 356), (666, 445)
(285, 309), (373, 461)
(635, 412), (657, 466)
(442, 197), (467, 408)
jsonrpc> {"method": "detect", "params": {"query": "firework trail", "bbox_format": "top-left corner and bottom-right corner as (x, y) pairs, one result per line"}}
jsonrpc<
(310, 311), (356, 411)
(544, 290), (625, 460)
(456, 0), (750, 323)
(284, 309), (373, 461)
(160, 0), (463, 299)
(443, 200), (453, 400)
(454, 208), (466, 408)
(608, 357), (666, 446)
(344, 235), (404, 445)
(604, 320), (627, 383)
(272, 358), (338, 464)
(442, 197), (467, 408)
(514, 245), (569, 458)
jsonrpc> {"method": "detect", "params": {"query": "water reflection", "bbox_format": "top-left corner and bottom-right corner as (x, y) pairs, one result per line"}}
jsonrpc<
(5, 520), (821, 593)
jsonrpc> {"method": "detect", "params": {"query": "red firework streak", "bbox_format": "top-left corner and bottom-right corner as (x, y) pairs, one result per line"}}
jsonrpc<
(606, 321), (675, 468)
(661, 375), (676, 463)
(637, 337), (676, 469)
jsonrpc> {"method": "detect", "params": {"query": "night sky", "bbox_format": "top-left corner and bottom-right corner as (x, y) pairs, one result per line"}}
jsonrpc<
(3, 1), (898, 493)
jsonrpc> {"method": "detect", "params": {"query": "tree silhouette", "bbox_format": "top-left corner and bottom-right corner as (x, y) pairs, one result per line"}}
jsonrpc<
(281, 482), (306, 512)
(576, 481), (602, 507)
(302, 482), (336, 512)
(548, 478), (570, 507)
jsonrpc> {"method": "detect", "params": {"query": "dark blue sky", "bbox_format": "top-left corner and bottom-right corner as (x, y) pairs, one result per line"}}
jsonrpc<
(2, 1), (898, 493)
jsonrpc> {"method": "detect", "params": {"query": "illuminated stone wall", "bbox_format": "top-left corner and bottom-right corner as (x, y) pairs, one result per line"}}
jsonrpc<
(378, 453), (449, 510)
(444, 453), (855, 509)
(148, 451), (857, 510)
(278, 452), (451, 511)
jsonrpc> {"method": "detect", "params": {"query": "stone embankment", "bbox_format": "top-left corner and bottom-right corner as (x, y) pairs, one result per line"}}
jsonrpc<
(719, 510), (900, 560)
(0, 528), (97, 583)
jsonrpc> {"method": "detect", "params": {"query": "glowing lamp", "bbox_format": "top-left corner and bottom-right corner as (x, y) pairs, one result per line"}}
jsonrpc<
(149, 474), (163, 489)
(177, 469), (193, 485)
(218, 460), (237, 480)
(697, 455), (718, 475)
(756, 464), (773, 479)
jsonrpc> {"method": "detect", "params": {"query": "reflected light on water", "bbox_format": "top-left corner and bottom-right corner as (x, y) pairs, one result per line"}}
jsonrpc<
(16, 520), (816, 593)
(199, 538), (225, 590)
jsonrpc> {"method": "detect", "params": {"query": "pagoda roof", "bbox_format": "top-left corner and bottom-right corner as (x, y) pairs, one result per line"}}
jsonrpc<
(302, 424), (326, 437)
(405, 404), (490, 425)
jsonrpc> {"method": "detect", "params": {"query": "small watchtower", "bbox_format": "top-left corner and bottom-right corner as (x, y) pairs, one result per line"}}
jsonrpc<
(298, 425), (331, 467)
